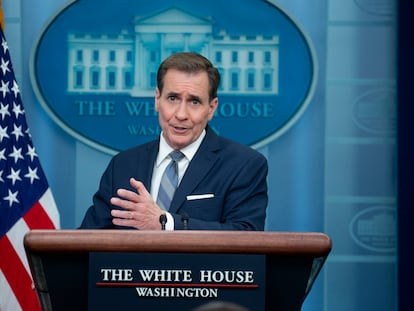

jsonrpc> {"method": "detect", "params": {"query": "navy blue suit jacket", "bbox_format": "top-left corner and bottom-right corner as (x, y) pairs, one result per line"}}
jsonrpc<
(80, 127), (268, 230)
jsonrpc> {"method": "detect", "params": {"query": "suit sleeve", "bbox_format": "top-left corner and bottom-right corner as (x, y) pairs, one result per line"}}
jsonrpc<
(78, 157), (117, 229)
(79, 155), (137, 229)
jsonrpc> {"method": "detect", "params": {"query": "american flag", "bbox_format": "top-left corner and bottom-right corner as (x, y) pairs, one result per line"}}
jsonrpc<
(0, 28), (60, 310)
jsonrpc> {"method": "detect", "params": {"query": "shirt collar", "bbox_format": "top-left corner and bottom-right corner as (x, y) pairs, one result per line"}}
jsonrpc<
(156, 129), (206, 167)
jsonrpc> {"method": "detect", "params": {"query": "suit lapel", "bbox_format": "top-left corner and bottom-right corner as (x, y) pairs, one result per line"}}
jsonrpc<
(135, 140), (159, 190)
(169, 128), (221, 213)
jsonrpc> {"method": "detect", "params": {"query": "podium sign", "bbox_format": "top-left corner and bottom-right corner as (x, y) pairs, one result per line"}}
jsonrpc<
(89, 253), (265, 310)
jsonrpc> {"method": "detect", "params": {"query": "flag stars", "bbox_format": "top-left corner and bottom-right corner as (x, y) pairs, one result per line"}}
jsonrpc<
(12, 102), (24, 118)
(26, 145), (38, 162)
(7, 167), (22, 185)
(11, 124), (24, 141)
(0, 148), (7, 161)
(1, 37), (8, 54)
(8, 146), (24, 163)
(0, 148), (6, 161)
(0, 80), (9, 98)
(25, 128), (32, 140)
(11, 80), (20, 98)
(0, 125), (9, 142)
(4, 189), (19, 207)
(25, 166), (40, 184)
(0, 103), (10, 120)
(0, 57), (10, 75)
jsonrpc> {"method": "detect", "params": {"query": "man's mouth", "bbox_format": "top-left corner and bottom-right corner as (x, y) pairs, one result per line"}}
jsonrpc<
(172, 125), (188, 133)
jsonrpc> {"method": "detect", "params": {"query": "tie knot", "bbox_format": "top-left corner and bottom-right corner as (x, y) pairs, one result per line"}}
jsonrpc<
(169, 150), (184, 162)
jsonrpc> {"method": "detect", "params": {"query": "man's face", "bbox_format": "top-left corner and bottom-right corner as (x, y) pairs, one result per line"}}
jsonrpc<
(155, 69), (218, 150)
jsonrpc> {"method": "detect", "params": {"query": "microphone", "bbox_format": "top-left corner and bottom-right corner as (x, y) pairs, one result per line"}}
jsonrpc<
(159, 214), (167, 230)
(181, 213), (189, 230)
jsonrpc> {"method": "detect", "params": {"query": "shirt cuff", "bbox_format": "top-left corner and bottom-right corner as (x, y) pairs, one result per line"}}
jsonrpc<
(165, 212), (175, 231)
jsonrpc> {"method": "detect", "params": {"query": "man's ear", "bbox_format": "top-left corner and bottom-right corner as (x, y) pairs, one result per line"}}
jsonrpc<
(155, 87), (160, 111)
(208, 97), (219, 121)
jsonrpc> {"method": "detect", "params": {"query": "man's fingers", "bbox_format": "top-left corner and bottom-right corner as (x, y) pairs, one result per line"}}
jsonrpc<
(130, 178), (151, 197)
(111, 209), (133, 219)
(110, 196), (137, 211)
(115, 188), (139, 202)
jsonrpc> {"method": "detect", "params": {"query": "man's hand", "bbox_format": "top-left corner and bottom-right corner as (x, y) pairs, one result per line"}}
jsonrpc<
(110, 178), (164, 230)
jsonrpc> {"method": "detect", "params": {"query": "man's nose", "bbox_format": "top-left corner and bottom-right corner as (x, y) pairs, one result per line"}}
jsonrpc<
(175, 102), (188, 119)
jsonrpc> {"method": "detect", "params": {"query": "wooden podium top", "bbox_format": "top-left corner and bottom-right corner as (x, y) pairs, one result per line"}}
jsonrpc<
(24, 230), (331, 256)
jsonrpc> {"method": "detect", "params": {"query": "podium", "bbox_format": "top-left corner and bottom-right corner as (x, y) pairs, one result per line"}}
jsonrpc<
(24, 230), (331, 311)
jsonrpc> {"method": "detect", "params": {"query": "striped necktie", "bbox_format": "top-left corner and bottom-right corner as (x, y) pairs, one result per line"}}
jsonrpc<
(157, 150), (185, 211)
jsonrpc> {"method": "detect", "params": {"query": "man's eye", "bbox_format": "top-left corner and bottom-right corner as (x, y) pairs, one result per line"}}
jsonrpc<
(191, 100), (200, 105)
(168, 96), (176, 101)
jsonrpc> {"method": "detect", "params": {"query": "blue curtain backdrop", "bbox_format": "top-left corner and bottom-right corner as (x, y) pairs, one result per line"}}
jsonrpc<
(4, 0), (397, 310)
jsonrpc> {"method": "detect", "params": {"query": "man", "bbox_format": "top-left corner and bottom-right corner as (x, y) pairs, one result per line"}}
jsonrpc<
(80, 52), (268, 230)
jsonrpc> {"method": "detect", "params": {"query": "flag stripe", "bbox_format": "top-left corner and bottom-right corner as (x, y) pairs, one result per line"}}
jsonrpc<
(39, 188), (60, 228)
(6, 216), (31, 276)
(24, 200), (55, 229)
(0, 268), (22, 311)
(0, 236), (42, 311)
